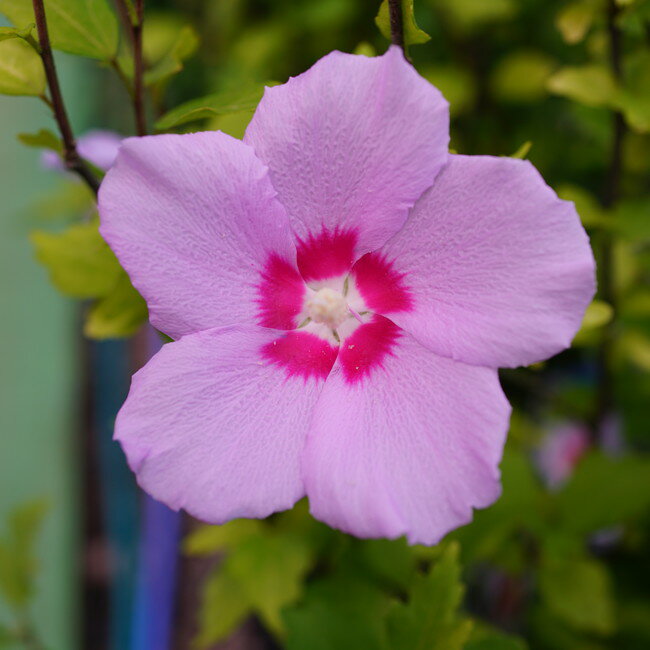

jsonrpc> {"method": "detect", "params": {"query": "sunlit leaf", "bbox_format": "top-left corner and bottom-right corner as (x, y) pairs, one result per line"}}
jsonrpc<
(18, 128), (62, 153)
(84, 272), (148, 339)
(375, 0), (430, 46)
(229, 532), (315, 637)
(432, 0), (517, 32)
(155, 82), (273, 131)
(556, 183), (610, 228)
(144, 25), (199, 87)
(547, 64), (618, 107)
(353, 41), (376, 57)
(491, 51), (555, 103)
(0, 500), (48, 608)
(0, 0), (118, 60)
(573, 300), (614, 346)
(511, 141), (532, 159)
(183, 519), (262, 556)
(0, 37), (45, 96)
(30, 220), (121, 298)
(616, 51), (650, 133)
(421, 64), (475, 116)
(0, 22), (34, 43)
(556, 1), (596, 44)
(196, 566), (250, 647)
(387, 542), (473, 650)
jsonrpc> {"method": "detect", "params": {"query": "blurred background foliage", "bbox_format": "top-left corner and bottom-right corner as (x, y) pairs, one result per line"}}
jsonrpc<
(0, 0), (649, 649)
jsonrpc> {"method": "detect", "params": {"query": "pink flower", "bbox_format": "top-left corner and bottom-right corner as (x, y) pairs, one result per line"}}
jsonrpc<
(537, 423), (591, 488)
(98, 48), (595, 544)
(42, 129), (122, 173)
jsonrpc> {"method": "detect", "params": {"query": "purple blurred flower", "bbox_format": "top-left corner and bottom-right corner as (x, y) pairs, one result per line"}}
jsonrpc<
(41, 129), (122, 174)
(98, 47), (595, 544)
(537, 423), (591, 488)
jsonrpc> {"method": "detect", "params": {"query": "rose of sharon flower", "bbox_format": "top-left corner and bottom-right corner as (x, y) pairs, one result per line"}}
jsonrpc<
(42, 129), (122, 173)
(98, 47), (595, 544)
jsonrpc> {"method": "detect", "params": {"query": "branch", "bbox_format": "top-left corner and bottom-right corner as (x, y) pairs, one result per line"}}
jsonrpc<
(114, 0), (147, 135)
(31, 0), (100, 195)
(132, 0), (147, 136)
(387, 0), (405, 52)
(594, 0), (626, 433)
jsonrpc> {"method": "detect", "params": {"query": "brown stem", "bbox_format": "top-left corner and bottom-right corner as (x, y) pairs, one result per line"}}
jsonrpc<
(31, 0), (100, 194)
(132, 0), (147, 135)
(114, 0), (147, 135)
(594, 0), (626, 434)
(387, 0), (405, 51)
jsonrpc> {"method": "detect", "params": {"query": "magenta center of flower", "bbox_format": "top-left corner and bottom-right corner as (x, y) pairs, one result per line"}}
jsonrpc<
(257, 227), (414, 384)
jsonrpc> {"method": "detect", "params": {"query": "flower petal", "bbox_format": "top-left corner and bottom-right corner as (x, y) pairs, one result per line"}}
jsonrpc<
(244, 46), (449, 259)
(303, 317), (511, 545)
(99, 131), (304, 339)
(116, 325), (324, 523)
(363, 155), (596, 368)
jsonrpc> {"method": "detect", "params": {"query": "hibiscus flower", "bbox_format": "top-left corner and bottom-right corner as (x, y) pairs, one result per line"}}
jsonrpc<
(98, 47), (595, 544)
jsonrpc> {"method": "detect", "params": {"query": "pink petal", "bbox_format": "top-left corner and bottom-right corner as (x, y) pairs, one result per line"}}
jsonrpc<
(244, 47), (449, 260)
(303, 317), (511, 545)
(98, 131), (304, 339)
(116, 325), (324, 523)
(364, 155), (596, 368)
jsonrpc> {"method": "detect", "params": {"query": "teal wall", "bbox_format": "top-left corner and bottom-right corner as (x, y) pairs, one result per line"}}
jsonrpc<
(0, 52), (91, 649)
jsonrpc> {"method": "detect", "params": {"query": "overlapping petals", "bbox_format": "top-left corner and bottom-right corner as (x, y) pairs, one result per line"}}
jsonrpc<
(245, 46), (449, 262)
(303, 317), (510, 545)
(355, 155), (596, 368)
(115, 326), (320, 522)
(99, 131), (304, 340)
(99, 46), (595, 544)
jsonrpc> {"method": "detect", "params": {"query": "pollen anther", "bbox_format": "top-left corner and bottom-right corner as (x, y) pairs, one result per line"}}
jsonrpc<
(306, 287), (348, 329)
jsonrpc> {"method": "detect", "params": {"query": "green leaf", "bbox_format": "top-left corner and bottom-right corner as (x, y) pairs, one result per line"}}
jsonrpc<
(556, 184), (610, 228)
(467, 620), (528, 650)
(491, 51), (555, 103)
(387, 542), (473, 650)
(431, 0), (517, 32)
(616, 51), (650, 133)
(196, 566), (250, 647)
(155, 82), (273, 131)
(511, 141), (532, 159)
(0, 0), (118, 60)
(18, 128), (62, 153)
(555, 1), (596, 44)
(144, 25), (199, 88)
(546, 65), (618, 108)
(375, 0), (431, 47)
(555, 452), (650, 533)
(615, 197), (650, 240)
(0, 22), (34, 43)
(0, 500), (48, 608)
(30, 221), (121, 298)
(452, 447), (544, 566)
(183, 519), (262, 556)
(228, 532), (315, 637)
(347, 538), (416, 591)
(84, 272), (148, 339)
(539, 547), (615, 635)
(420, 64), (475, 116)
(0, 37), (45, 96)
(284, 573), (390, 650)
